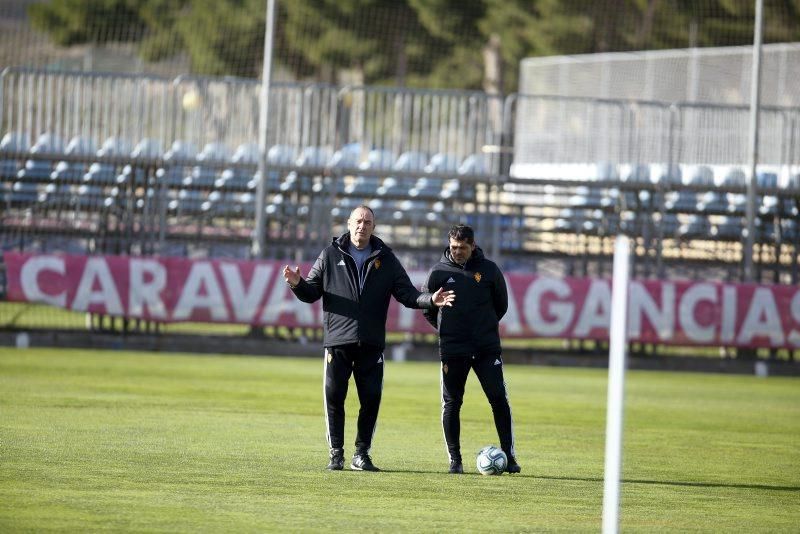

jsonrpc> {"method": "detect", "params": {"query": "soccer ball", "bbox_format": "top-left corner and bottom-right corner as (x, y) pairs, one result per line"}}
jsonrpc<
(476, 445), (507, 475)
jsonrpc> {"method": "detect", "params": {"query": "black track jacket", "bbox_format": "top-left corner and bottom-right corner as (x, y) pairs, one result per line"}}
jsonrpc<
(423, 247), (508, 357)
(291, 232), (433, 349)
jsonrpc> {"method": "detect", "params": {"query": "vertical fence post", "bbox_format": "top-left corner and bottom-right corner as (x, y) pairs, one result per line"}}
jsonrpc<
(744, 0), (765, 281)
(602, 235), (631, 534)
(253, 0), (277, 259)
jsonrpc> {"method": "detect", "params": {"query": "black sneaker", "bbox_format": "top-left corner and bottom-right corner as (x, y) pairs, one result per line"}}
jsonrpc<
(350, 453), (380, 471)
(448, 459), (464, 474)
(506, 455), (521, 474)
(326, 448), (344, 471)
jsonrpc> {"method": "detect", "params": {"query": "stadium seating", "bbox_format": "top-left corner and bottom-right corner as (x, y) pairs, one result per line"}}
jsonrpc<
(16, 133), (63, 183)
(216, 143), (259, 190)
(51, 136), (96, 182)
(328, 142), (362, 169)
(83, 137), (131, 184)
(184, 142), (231, 188)
(0, 132), (29, 182)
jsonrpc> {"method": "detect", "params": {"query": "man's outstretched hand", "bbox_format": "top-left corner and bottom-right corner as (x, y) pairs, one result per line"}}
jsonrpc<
(432, 287), (456, 307)
(283, 265), (302, 287)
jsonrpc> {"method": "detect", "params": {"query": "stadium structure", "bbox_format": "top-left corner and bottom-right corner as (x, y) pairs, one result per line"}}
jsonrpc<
(0, 44), (799, 372)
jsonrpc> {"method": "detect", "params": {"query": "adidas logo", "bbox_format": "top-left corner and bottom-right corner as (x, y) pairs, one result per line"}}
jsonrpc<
(494, 359), (502, 366)
(446, 277), (456, 284)
(337, 259), (346, 266)
(377, 356), (383, 363)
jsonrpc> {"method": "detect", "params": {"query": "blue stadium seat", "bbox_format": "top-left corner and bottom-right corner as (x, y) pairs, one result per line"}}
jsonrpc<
(664, 190), (698, 213)
(164, 140), (198, 161)
(296, 146), (332, 167)
(0, 132), (29, 186)
(679, 215), (711, 239)
(74, 184), (117, 211)
(344, 176), (380, 196)
(713, 216), (743, 241)
(9, 181), (40, 207)
(17, 133), (63, 183)
(408, 177), (442, 200)
(131, 138), (163, 159)
(722, 167), (746, 187)
(359, 148), (394, 171)
(185, 142), (231, 188)
(268, 144), (296, 166)
(439, 179), (461, 199)
(789, 172), (800, 191)
(658, 214), (681, 238)
(169, 189), (205, 215)
(569, 186), (617, 210)
(696, 191), (728, 214)
(51, 136), (96, 182)
(620, 164), (651, 207)
(685, 165), (714, 187)
(0, 131), (28, 152)
(328, 142), (362, 169)
(424, 153), (459, 174)
(39, 181), (74, 209)
(780, 219), (798, 241)
(458, 154), (488, 175)
(756, 171), (778, 189)
(216, 143), (259, 190)
(754, 217), (776, 242)
(393, 151), (428, 172)
(391, 199), (429, 221)
(233, 192), (256, 218)
(652, 163), (682, 186)
(247, 170), (282, 193)
(350, 148), (394, 196)
(157, 140), (197, 190)
(756, 171), (779, 216)
(376, 176), (408, 196)
(83, 137), (131, 184)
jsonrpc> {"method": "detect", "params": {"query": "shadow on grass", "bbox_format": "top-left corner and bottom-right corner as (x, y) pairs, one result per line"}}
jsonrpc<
(535, 474), (800, 492)
(370, 470), (800, 491)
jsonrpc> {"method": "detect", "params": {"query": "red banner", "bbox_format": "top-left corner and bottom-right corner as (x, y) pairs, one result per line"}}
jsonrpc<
(5, 252), (800, 348)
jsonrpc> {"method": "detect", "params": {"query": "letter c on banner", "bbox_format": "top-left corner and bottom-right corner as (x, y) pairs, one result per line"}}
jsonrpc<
(21, 256), (67, 307)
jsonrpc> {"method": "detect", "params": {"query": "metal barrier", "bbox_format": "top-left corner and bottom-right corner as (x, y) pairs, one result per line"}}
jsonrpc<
(1, 68), (799, 281)
(0, 68), (176, 154)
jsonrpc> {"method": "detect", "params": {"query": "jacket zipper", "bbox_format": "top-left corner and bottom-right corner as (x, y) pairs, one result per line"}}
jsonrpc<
(339, 246), (381, 347)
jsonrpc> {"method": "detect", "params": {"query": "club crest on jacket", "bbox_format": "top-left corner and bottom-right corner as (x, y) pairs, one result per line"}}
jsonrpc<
(374, 259), (381, 269)
(474, 272), (482, 283)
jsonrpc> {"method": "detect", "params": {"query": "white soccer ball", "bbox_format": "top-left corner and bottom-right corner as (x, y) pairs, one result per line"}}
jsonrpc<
(476, 445), (507, 475)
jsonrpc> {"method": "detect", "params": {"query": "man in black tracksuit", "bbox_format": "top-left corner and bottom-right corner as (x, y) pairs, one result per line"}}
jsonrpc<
(284, 205), (454, 472)
(423, 224), (521, 474)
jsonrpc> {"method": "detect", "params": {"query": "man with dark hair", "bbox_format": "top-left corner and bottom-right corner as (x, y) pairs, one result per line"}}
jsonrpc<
(423, 224), (521, 474)
(284, 205), (455, 472)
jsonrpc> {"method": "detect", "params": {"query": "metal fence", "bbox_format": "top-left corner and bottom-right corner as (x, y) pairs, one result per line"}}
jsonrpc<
(1, 68), (799, 283)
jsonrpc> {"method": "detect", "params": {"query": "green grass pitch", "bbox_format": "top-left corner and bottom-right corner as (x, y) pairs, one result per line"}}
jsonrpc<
(1, 348), (798, 532)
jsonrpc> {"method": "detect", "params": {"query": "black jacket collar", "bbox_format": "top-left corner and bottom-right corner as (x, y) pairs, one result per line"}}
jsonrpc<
(442, 246), (485, 269)
(334, 232), (387, 258)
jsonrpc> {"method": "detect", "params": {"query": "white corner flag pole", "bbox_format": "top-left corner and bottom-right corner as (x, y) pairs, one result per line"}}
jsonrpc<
(602, 235), (631, 534)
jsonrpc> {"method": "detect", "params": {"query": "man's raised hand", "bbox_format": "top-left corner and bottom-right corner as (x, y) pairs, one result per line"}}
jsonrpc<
(283, 265), (302, 287)
(432, 287), (456, 307)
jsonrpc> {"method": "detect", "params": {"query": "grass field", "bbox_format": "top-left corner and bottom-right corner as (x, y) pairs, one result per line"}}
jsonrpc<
(1, 348), (798, 532)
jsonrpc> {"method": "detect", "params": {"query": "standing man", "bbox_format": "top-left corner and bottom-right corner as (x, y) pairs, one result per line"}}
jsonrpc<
(283, 205), (455, 472)
(423, 224), (521, 474)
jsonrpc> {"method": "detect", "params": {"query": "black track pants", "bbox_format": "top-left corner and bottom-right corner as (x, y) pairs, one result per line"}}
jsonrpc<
(440, 353), (515, 461)
(324, 344), (384, 454)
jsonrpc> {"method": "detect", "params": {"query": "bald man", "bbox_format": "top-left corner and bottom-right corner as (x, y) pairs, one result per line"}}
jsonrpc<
(284, 205), (455, 471)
